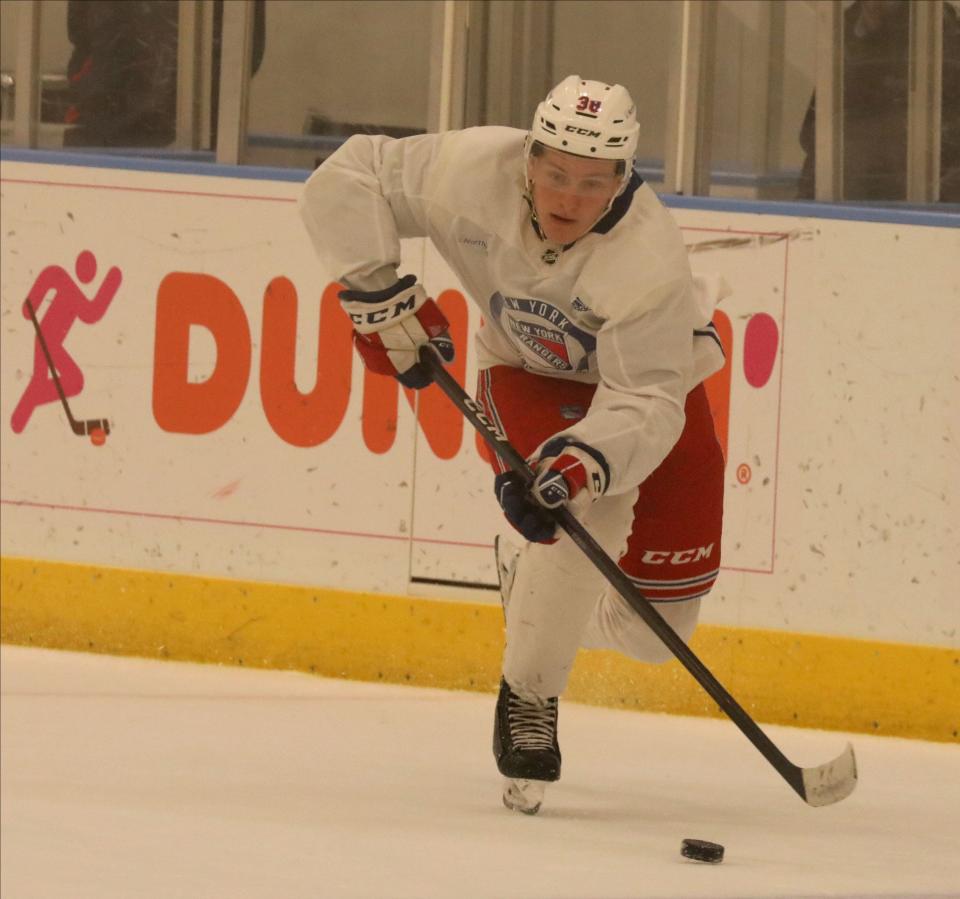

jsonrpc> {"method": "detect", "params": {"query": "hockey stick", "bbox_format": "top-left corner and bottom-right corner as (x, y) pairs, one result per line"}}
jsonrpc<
(24, 299), (110, 437)
(419, 345), (857, 807)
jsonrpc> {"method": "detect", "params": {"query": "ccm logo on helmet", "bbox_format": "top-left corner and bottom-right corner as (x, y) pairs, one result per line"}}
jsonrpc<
(349, 295), (417, 326)
(564, 125), (601, 138)
(641, 545), (715, 565)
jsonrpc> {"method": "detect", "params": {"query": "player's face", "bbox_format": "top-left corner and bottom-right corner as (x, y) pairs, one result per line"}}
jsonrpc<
(527, 149), (621, 244)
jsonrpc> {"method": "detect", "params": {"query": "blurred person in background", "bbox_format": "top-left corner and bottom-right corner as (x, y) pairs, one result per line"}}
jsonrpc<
(797, 0), (960, 202)
(64, 0), (265, 149)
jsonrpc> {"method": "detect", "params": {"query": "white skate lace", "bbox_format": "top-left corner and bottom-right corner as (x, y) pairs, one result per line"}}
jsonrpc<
(507, 694), (558, 751)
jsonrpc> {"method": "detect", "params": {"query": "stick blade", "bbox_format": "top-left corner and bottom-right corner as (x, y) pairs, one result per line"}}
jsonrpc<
(801, 742), (858, 806)
(76, 419), (110, 436)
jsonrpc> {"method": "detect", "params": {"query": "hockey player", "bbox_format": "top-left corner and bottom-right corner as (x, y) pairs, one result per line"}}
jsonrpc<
(299, 75), (726, 814)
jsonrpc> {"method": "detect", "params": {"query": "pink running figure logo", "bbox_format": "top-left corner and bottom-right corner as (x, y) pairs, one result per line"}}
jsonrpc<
(11, 250), (122, 437)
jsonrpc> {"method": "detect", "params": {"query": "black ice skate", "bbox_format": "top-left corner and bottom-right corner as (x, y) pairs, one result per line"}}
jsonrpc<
(493, 678), (560, 814)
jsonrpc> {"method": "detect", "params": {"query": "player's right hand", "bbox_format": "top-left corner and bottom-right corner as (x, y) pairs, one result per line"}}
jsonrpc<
(339, 274), (455, 389)
(495, 470), (559, 544)
(494, 436), (609, 544)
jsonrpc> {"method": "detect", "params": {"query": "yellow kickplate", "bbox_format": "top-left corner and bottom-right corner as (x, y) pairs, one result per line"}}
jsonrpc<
(2, 555), (956, 743)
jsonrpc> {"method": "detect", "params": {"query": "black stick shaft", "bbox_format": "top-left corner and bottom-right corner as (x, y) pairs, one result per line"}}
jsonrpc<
(419, 346), (808, 801)
(24, 299), (83, 433)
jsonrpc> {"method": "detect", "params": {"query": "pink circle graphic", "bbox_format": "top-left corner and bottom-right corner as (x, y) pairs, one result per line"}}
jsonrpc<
(743, 312), (779, 388)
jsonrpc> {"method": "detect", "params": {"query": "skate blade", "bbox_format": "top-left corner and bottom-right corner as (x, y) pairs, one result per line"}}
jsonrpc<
(502, 778), (546, 815)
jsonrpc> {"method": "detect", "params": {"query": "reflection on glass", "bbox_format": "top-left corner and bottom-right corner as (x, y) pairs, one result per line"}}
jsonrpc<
(552, 0), (677, 187)
(63, 0), (180, 148)
(0, 0), (78, 148)
(799, 0), (960, 203)
(246, 0), (431, 169)
(62, 0), (265, 154)
(708, 0), (816, 201)
(799, 0), (910, 201)
(0, 0), (268, 157)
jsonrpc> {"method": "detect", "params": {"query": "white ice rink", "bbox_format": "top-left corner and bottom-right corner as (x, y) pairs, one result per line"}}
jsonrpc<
(1, 645), (957, 899)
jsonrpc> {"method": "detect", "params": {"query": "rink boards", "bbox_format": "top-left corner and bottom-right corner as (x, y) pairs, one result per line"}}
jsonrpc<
(1, 151), (957, 742)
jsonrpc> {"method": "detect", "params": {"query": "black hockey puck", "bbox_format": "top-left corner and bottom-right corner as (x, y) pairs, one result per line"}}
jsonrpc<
(680, 838), (724, 864)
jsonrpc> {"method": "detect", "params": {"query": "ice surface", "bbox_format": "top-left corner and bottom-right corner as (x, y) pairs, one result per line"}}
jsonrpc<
(2, 645), (957, 899)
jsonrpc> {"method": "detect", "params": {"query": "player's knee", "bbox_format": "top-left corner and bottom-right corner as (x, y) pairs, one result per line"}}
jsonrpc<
(635, 624), (697, 664)
(634, 637), (683, 665)
(623, 597), (702, 664)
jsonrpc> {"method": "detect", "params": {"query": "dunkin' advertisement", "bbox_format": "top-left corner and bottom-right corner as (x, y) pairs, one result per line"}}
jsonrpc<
(1, 158), (955, 645)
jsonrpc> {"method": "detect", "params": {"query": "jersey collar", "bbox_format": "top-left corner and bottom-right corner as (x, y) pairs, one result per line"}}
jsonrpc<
(526, 169), (644, 249)
(590, 170), (644, 235)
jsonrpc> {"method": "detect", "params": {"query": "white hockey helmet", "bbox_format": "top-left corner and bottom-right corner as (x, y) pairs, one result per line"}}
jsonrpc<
(529, 75), (640, 165)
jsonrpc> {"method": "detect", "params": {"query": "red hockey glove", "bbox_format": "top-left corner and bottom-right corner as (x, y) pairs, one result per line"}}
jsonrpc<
(339, 274), (455, 389)
(495, 437), (609, 544)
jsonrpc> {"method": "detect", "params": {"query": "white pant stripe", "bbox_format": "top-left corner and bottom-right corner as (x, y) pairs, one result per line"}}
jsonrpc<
(629, 567), (720, 589)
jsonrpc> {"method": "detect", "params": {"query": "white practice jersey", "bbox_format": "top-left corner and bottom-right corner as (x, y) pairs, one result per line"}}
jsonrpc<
(299, 126), (725, 494)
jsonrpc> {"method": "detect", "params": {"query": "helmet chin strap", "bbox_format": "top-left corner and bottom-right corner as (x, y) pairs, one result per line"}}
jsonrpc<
(523, 174), (630, 256)
(522, 134), (632, 254)
(523, 189), (548, 242)
(523, 189), (592, 266)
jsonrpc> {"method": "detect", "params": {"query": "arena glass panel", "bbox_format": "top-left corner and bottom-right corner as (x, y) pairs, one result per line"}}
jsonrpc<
(550, 0), (679, 192)
(243, 0), (432, 171)
(700, 0), (816, 202)
(0, 0), (224, 162)
(796, 0), (959, 206)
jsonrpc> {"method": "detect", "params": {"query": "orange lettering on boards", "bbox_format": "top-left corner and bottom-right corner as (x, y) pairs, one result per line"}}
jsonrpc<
(358, 288), (469, 459)
(361, 362), (399, 455)
(151, 277), (733, 464)
(260, 278), (353, 447)
(153, 272), (251, 433)
(153, 275), (473, 457)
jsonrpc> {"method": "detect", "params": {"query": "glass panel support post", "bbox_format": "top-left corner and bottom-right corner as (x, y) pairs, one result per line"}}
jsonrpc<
(814, 0), (843, 202)
(215, 0), (254, 165)
(757, 0), (787, 177)
(428, 0), (470, 133)
(176, 0), (204, 151)
(664, 0), (717, 196)
(13, 0), (40, 148)
(907, 0), (942, 203)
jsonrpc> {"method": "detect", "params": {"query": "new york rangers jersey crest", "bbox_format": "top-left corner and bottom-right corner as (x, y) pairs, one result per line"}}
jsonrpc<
(489, 292), (596, 373)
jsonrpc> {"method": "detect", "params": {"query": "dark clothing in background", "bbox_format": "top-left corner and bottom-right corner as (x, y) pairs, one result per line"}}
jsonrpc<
(65, 0), (179, 147)
(798, 0), (960, 202)
(64, 0), (265, 149)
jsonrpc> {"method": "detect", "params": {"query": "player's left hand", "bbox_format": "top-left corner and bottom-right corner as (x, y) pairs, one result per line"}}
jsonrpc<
(495, 437), (609, 543)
